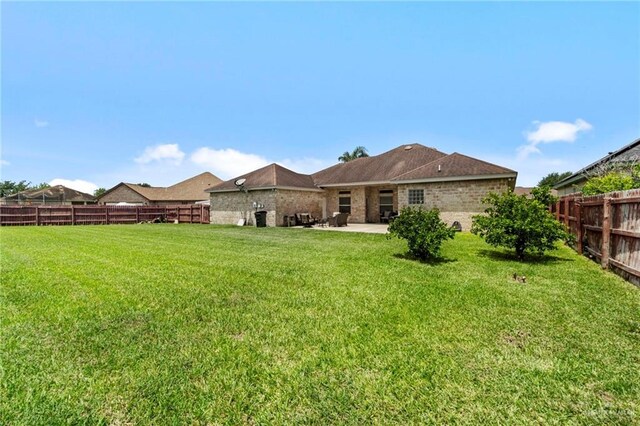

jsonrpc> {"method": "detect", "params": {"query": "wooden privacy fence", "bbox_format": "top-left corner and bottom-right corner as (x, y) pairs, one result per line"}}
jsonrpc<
(552, 189), (640, 286)
(0, 205), (210, 226)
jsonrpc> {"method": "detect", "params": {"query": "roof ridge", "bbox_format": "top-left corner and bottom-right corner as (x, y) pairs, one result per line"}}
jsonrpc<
(391, 153), (455, 180)
(448, 152), (517, 173)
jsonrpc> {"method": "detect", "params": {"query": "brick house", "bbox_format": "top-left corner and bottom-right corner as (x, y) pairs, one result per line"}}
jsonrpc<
(98, 172), (221, 205)
(208, 144), (517, 229)
(204, 164), (324, 226)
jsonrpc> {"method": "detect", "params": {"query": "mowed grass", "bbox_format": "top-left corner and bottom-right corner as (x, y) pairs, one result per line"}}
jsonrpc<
(1, 225), (639, 425)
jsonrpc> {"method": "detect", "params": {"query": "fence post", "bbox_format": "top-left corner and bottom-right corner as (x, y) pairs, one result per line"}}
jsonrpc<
(601, 197), (611, 269)
(106, 207), (110, 225)
(201, 205), (205, 224)
(71, 206), (76, 225)
(35, 206), (40, 226)
(136, 206), (140, 223)
(574, 199), (582, 254)
(564, 197), (570, 228)
(556, 200), (561, 221)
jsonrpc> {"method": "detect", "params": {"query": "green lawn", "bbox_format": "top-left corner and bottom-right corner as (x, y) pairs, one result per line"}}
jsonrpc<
(1, 225), (639, 425)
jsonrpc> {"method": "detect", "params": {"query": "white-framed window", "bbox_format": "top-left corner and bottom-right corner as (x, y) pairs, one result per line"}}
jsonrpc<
(338, 191), (351, 214)
(408, 189), (424, 205)
(379, 189), (394, 215)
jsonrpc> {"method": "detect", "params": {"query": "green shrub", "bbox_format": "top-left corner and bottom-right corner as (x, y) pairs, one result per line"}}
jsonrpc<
(582, 170), (638, 195)
(388, 207), (456, 260)
(471, 190), (569, 260)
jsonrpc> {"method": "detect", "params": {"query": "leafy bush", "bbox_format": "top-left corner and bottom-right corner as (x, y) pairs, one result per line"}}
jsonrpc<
(530, 185), (558, 206)
(471, 190), (569, 260)
(582, 169), (639, 195)
(388, 207), (456, 260)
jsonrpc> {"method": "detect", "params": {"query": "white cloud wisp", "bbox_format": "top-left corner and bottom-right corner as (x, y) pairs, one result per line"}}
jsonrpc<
(518, 119), (593, 159)
(190, 147), (271, 179)
(135, 143), (185, 165)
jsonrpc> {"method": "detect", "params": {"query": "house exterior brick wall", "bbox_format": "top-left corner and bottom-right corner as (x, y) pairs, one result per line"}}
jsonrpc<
(365, 185), (398, 223)
(325, 187), (366, 223)
(276, 190), (325, 225)
(210, 189), (325, 227)
(398, 178), (514, 230)
(99, 186), (148, 205)
(209, 178), (514, 228)
(209, 190), (277, 226)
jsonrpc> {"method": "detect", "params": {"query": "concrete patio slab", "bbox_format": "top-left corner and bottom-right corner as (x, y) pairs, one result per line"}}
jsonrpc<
(311, 223), (389, 234)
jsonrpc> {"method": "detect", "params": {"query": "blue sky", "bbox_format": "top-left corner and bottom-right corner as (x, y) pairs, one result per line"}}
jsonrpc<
(2, 2), (639, 193)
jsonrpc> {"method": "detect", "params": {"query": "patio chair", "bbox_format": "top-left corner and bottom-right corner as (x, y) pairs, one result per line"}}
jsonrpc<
(336, 212), (349, 227)
(297, 213), (316, 227)
(380, 210), (393, 223)
(325, 212), (339, 227)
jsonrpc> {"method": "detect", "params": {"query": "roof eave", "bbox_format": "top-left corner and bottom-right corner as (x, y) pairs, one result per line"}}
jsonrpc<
(207, 186), (323, 193)
(554, 173), (587, 189)
(393, 173), (517, 185)
(316, 180), (392, 188)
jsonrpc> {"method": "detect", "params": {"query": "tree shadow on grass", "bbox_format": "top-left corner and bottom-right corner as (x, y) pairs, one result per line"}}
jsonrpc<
(393, 252), (457, 265)
(477, 249), (574, 264)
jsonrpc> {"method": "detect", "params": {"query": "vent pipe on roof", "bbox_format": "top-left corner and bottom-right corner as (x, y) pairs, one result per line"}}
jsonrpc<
(438, 164), (441, 172)
(404, 145), (413, 150)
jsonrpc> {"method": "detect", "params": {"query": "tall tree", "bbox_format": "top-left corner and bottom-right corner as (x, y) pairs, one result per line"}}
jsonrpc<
(0, 180), (31, 197)
(338, 146), (369, 163)
(32, 182), (51, 190)
(94, 188), (107, 198)
(537, 171), (572, 188)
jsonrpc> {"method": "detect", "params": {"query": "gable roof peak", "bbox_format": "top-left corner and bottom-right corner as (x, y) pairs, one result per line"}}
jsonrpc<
(207, 162), (318, 192)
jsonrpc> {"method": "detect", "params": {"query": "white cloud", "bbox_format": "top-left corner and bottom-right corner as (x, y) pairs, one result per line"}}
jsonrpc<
(0, 159), (10, 166)
(103, 143), (330, 186)
(135, 143), (185, 165)
(526, 119), (592, 143)
(34, 119), (49, 128)
(518, 119), (593, 159)
(49, 178), (99, 195)
(190, 147), (270, 179)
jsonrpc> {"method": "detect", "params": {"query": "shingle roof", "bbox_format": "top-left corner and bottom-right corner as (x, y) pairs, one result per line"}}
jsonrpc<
(392, 152), (516, 182)
(2, 185), (95, 202)
(208, 164), (318, 192)
(312, 144), (514, 186)
(312, 144), (449, 185)
(102, 172), (221, 202)
(207, 144), (516, 194)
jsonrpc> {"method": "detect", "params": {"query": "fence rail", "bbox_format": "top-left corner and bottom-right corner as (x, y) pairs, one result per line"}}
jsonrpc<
(0, 205), (210, 226)
(551, 189), (640, 286)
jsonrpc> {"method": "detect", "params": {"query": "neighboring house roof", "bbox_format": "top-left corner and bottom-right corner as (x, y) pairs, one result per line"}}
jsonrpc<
(514, 186), (534, 197)
(100, 172), (222, 202)
(1, 185), (96, 203)
(207, 163), (319, 192)
(554, 137), (640, 190)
